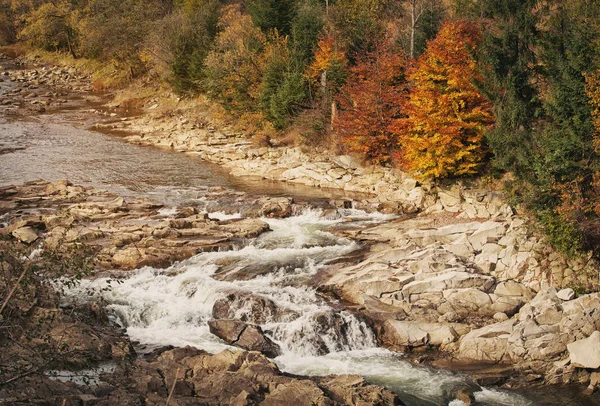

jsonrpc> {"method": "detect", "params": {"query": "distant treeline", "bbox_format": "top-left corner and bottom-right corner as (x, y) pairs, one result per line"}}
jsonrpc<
(2, 0), (600, 256)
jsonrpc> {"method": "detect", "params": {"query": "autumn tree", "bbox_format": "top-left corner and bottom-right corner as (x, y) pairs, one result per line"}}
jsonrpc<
(76, 0), (170, 75)
(334, 40), (406, 165)
(308, 32), (348, 107)
(204, 5), (267, 114)
(400, 20), (493, 180)
(16, 0), (78, 57)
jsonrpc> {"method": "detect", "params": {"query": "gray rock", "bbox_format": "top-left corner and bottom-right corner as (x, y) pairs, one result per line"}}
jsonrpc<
(208, 319), (281, 358)
(383, 320), (458, 348)
(332, 155), (360, 170)
(567, 331), (600, 369)
(557, 288), (575, 301)
(494, 280), (534, 299)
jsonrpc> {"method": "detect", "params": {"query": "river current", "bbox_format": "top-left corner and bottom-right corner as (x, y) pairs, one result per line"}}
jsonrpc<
(0, 79), (594, 405)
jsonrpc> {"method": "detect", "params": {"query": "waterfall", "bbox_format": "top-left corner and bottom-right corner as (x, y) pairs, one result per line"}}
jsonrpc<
(63, 207), (533, 406)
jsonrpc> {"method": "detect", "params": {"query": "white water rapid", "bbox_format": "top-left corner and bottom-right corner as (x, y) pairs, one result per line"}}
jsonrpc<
(65, 208), (533, 406)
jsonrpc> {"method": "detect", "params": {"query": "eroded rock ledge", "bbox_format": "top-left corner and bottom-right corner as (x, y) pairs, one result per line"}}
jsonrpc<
(317, 212), (600, 392)
(0, 180), (274, 270)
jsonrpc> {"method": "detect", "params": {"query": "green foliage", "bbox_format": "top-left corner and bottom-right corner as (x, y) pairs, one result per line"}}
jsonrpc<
(478, 0), (541, 178)
(538, 210), (584, 258)
(537, 0), (600, 184)
(247, 0), (297, 36)
(267, 71), (307, 129)
(260, 34), (308, 129)
(169, 0), (220, 94)
(290, 0), (324, 66)
(329, 0), (394, 59)
(412, 1), (445, 57)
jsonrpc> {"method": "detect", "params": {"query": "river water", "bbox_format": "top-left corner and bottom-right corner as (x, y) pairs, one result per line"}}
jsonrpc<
(0, 75), (595, 405)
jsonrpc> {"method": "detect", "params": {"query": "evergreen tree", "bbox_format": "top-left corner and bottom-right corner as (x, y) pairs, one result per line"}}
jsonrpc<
(247, 0), (297, 36)
(537, 0), (600, 184)
(290, 0), (324, 66)
(479, 0), (541, 178)
(260, 33), (308, 129)
(170, 0), (220, 94)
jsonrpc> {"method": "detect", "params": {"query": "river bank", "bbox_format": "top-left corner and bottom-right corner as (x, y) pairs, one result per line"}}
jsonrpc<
(1, 52), (600, 404)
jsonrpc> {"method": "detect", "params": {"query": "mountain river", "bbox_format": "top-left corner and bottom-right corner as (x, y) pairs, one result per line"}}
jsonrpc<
(0, 76), (595, 405)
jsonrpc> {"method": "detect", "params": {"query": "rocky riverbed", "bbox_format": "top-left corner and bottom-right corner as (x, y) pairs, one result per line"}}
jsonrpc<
(2, 52), (600, 404)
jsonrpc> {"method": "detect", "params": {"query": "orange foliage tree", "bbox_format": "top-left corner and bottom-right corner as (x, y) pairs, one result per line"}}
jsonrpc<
(334, 40), (406, 165)
(308, 32), (348, 91)
(399, 20), (493, 180)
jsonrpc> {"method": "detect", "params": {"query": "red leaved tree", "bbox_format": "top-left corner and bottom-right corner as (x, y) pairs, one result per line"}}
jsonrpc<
(398, 20), (493, 180)
(334, 41), (407, 165)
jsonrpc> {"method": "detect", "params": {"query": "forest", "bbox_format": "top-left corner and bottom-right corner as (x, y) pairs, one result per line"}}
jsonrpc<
(2, 0), (600, 257)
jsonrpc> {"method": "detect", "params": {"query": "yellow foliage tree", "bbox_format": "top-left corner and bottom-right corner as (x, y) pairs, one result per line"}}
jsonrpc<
(204, 5), (267, 114)
(398, 20), (493, 180)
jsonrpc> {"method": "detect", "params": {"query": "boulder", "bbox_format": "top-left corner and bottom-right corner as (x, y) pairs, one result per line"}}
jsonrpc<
(132, 348), (403, 405)
(314, 375), (401, 405)
(557, 288), (575, 301)
(212, 292), (296, 324)
(468, 221), (506, 251)
(402, 271), (494, 296)
(332, 155), (360, 170)
(567, 331), (600, 369)
(494, 281), (534, 299)
(11, 226), (39, 244)
(383, 320), (458, 348)
(208, 319), (281, 358)
(457, 320), (515, 362)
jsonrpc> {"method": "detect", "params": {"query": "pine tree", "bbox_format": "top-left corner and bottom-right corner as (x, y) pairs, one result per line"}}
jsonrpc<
(537, 0), (600, 184)
(479, 0), (541, 177)
(247, 0), (297, 36)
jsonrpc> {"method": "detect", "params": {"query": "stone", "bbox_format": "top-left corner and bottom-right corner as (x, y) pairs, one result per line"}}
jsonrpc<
(493, 312), (509, 322)
(331, 155), (360, 170)
(208, 319), (281, 358)
(11, 226), (39, 244)
(494, 281), (534, 299)
(383, 320), (458, 348)
(458, 320), (515, 362)
(212, 292), (295, 324)
(438, 187), (462, 209)
(454, 385), (476, 405)
(314, 375), (400, 405)
(402, 271), (495, 296)
(567, 331), (600, 369)
(468, 221), (506, 251)
(557, 288), (576, 301)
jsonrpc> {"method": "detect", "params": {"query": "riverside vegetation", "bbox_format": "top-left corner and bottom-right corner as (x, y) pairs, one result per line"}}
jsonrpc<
(2, 1), (600, 405)
(3, 0), (600, 257)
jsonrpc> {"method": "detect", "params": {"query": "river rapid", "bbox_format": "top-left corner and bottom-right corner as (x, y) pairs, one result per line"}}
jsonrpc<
(0, 62), (594, 406)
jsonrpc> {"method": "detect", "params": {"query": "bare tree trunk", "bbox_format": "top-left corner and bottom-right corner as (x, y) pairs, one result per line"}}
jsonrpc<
(409, 0), (425, 60)
(410, 1), (416, 59)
